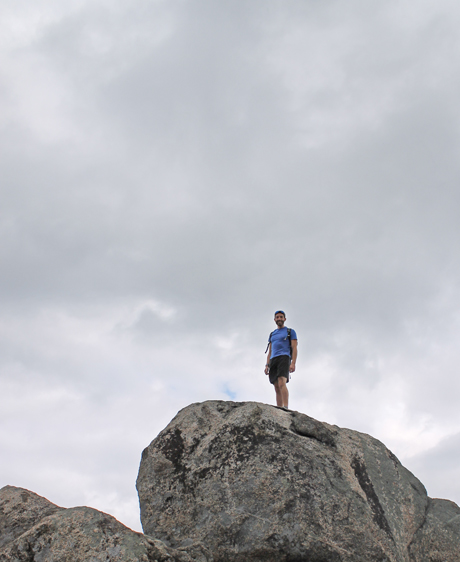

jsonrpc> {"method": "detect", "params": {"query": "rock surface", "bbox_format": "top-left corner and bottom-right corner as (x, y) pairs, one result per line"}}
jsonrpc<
(0, 486), (211, 562)
(137, 400), (460, 562)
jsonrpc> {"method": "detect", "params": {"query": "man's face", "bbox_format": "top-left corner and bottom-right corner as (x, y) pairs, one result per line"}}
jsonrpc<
(274, 313), (286, 327)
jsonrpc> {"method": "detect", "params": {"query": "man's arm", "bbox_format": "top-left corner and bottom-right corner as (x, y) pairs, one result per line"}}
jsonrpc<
(290, 339), (298, 373)
(264, 343), (272, 375)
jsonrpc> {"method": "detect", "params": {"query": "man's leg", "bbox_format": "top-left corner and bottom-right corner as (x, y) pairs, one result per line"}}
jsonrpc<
(274, 376), (289, 408)
(274, 378), (283, 407)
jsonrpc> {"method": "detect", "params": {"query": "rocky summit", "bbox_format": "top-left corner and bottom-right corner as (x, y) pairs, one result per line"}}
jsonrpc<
(137, 400), (460, 562)
(1, 401), (460, 561)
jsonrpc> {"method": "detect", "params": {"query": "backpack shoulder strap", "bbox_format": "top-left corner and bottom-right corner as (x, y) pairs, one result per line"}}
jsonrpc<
(265, 330), (275, 354)
(287, 328), (292, 357)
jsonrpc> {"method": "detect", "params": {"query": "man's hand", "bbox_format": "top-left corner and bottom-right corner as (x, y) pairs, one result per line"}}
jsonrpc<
(289, 362), (296, 373)
(265, 343), (272, 376)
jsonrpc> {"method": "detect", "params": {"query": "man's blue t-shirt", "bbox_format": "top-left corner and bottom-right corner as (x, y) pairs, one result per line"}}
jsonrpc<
(269, 327), (297, 359)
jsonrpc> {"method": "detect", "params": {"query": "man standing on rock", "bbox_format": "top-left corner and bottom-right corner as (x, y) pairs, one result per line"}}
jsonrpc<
(265, 310), (298, 409)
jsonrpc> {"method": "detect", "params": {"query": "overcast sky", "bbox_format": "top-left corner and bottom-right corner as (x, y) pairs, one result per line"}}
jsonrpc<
(2, 0), (460, 532)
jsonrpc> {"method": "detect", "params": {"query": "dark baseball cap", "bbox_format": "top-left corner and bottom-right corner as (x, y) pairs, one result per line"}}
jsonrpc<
(274, 310), (286, 316)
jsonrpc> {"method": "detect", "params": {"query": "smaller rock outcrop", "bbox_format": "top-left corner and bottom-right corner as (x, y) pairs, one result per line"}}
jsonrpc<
(408, 498), (460, 561)
(0, 486), (62, 550)
(0, 486), (212, 562)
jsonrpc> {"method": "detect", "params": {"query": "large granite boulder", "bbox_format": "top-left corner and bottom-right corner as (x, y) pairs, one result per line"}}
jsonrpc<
(0, 486), (211, 562)
(136, 400), (460, 562)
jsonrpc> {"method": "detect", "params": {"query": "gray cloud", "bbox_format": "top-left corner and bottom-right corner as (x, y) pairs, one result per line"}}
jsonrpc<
(1, 0), (460, 530)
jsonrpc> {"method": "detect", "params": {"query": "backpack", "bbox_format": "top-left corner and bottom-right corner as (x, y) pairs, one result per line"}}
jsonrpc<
(265, 327), (292, 357)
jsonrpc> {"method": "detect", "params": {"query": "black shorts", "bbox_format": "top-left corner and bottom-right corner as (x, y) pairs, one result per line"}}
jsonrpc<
(268, 355), (290, 385)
